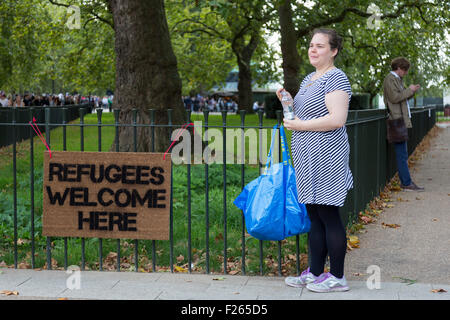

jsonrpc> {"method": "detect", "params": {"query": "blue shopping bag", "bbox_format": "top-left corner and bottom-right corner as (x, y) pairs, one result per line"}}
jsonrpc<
(233, 125), (310, 241)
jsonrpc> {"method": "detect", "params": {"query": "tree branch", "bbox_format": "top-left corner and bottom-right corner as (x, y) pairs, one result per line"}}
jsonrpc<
(343, 34), (384, 62)
(48, 0), (70, 8)
(178, 28), (218, 38)
(415, 5), (430, 24)
(296, 2), (436, 38)
(47, 0), (114, 30)
(171, 18), (228, 40)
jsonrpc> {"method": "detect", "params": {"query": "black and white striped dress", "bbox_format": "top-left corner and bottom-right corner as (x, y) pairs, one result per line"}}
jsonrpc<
(291, 68), (353, 207)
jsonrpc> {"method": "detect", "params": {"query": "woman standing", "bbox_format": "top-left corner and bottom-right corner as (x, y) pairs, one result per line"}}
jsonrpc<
(279, 28), (352, 293)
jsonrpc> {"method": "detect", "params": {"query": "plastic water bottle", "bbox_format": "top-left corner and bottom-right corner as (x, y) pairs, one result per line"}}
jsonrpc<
(281, 90), (295, 120)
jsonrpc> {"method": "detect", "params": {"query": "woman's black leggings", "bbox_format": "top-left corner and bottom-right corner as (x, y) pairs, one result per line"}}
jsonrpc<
(306, 204), (347, 279)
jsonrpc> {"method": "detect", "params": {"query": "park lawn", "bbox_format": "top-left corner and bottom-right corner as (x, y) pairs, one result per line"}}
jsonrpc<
(0, 112), (306, 275)
(436, 111), (450, 122)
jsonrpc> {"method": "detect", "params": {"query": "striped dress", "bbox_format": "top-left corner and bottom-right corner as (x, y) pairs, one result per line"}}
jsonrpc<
(291, 68), (353, 207)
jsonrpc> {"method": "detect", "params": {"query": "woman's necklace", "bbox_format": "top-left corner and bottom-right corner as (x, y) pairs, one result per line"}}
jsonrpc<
(305, 66), (335, 87)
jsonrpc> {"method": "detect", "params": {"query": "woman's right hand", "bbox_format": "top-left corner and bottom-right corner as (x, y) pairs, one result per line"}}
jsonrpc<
(276, 88), (285, 101)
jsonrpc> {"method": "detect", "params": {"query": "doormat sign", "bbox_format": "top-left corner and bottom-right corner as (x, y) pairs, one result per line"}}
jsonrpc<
(43, 151), (171, 240)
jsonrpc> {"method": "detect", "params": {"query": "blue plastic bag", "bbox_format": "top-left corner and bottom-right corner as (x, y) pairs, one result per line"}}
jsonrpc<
(233, 125), (310, 241)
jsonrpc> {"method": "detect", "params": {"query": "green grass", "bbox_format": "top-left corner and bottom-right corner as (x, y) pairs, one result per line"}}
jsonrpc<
(436, 111), (450, 122)
(0, 112), (307, 275)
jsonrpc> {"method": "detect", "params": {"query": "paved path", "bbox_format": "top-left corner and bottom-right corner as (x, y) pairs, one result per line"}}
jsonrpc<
(1, 268), (449, 300)
(1, 125), (449, 301)
(345, 125), (450, 285)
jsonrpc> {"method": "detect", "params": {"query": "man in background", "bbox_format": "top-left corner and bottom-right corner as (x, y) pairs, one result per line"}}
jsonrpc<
(383, 57), (424, 191)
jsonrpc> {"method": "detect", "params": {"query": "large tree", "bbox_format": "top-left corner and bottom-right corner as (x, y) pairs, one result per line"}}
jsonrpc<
(173, 0), (277, 112)
(45, 0), (186, 152)
(107, 0), (185, 152)
(0, 0), (57, 93)
(166, 1), (235, 96)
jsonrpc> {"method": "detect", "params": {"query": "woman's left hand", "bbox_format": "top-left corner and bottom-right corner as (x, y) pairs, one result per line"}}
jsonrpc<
(283, 116), (303, 131)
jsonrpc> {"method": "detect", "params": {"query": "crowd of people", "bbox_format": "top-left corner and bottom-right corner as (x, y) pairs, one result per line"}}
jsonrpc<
(1, 90), (257, 113)
(183, 94), (239, 113)
(0, 91), (113, 109)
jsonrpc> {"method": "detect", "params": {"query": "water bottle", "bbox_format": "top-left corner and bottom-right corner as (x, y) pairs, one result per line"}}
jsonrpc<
(280, 90), (295, 120)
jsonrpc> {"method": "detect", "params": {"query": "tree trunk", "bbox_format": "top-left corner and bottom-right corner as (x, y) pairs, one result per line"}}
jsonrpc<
(108, 0), (185, 153)
(278, 0), (301, 97)
(230, 27), (260, 113)
(237, 58), (253, 113)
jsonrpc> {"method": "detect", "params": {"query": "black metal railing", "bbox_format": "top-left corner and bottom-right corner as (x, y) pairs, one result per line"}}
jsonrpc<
(0, 104), (92, 148)
(0, 105), (436, 276)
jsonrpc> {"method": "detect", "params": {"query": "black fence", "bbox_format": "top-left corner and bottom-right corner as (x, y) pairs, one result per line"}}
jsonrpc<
(0, 105), (436, 276)
(0, 104), (92, 148)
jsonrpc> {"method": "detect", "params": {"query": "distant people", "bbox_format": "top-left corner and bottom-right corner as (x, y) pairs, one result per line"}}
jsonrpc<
(253, 101), (259, 112)
(383, 56), (424, 191)
(102, 96), (108, 108)
(207, 97), (216, 111)
(183, 96), (192, 111)
(258, 101), (264, 113)
(231, 100), (238, 112)
(198, 95), (205, 111)
(218, 98), (224, 111)
(193, 97), (199, 112)
(13, 95), (24, 107)
(23, 93), (32, 106)
(0, 91), (8, 107)
(41, 94), (49, 106)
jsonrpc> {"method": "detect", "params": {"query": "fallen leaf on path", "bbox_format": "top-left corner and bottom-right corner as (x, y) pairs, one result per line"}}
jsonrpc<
(213, 277), (226, 281)
(431, 289), (447, 293)
(174, 265), (187, 273)
(432, 218), (438, 222)
(382, 222), (401, 229)
(347, 236), (360, 249)
(393, 277), (417, 285)
(386, 204), (395, 208)
(360, 215), (373, 224)
(353, 273), (365, 276)
(0, 290), (19, 296)
(57, 298), (69, 300)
